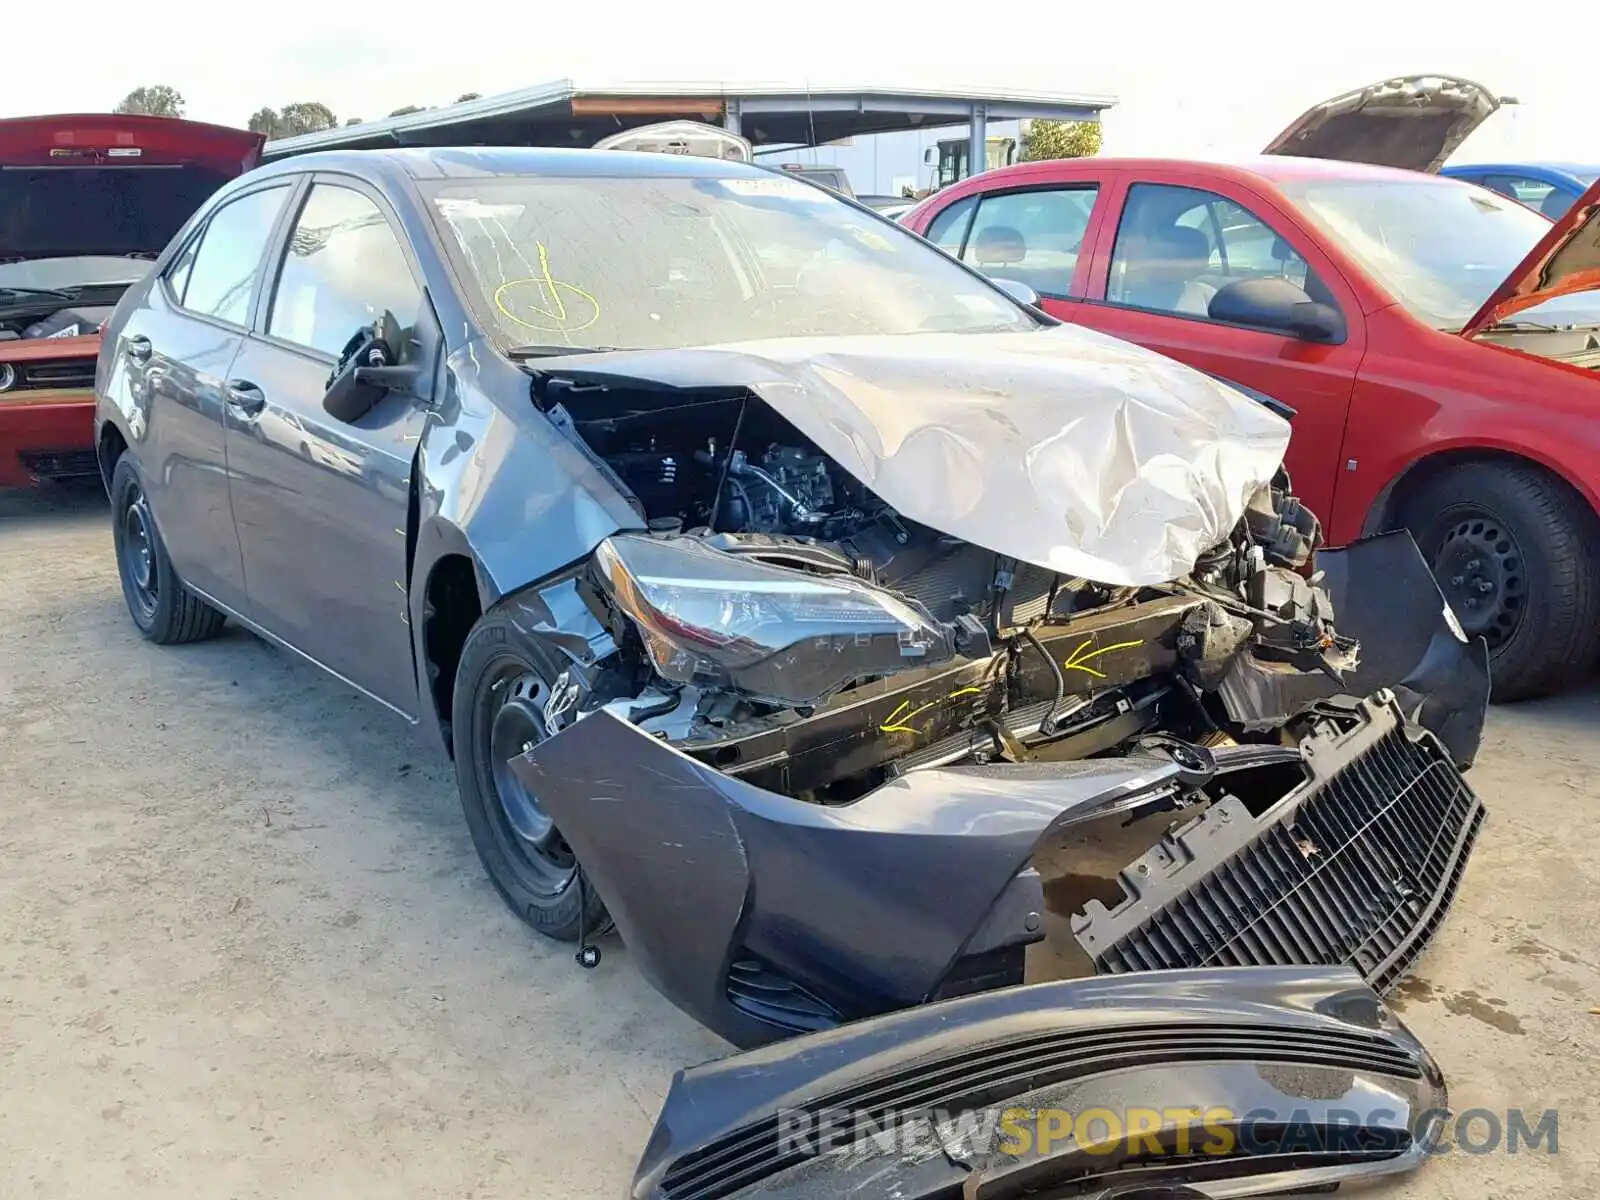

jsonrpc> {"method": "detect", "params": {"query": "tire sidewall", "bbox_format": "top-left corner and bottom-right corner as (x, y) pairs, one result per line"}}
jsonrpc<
(451, 611), (592, 939)
(110, 455), (171, 639)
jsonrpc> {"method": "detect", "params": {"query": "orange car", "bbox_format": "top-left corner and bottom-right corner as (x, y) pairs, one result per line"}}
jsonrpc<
(1, 113), (262, 487)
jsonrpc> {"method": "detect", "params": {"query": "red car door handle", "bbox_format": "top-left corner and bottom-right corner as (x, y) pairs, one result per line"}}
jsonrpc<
(224, 379), (266, 418)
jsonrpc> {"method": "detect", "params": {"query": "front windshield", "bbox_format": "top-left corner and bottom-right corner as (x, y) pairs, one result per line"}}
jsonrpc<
(0, 256), (152, 293)
(1280, 177), (1600, 330)
(424, 173), (1036, 351)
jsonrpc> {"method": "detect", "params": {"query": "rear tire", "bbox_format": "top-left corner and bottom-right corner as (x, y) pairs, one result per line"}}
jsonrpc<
(1400, 460), (1600, 701)
(451, 610), (611, 942)
(109, 455), (227, 645)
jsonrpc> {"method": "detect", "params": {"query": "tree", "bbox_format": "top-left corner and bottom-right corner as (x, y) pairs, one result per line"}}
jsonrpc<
(114, 85), (185, 118)
(247, 107), (281, 136)
(388, 104), (427, 117)
(1019, 119), (1103, 162)
(246, 102), (338, 139)
(277, 102), (337, 135)
(455, 92), (481, 103)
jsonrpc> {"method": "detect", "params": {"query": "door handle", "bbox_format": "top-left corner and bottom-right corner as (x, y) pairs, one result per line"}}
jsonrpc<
(125, 335), (153, 363)
(224, 378), (266, 418)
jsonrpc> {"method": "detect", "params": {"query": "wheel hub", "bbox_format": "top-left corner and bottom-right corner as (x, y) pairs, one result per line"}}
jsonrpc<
(487, 672), (576, 887)
(121, 489), (158, 616)
(1433, 516), (1524, 648)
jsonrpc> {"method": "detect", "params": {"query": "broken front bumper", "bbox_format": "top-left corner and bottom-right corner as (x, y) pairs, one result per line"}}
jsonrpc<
(632, 966), (1448, 1200)
(515, 693), (1483, 1050)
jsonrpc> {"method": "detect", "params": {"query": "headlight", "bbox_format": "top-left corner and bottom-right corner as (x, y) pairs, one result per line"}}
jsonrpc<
(594, 533), (953, 705)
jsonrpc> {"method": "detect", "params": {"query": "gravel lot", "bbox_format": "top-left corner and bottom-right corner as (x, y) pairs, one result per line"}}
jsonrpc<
(3, 484), (1597, 1199)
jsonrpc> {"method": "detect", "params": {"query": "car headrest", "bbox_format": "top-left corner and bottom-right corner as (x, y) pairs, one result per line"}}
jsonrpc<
(1540, 189), (1573, 219)
(1148, 224), (1210, 263)
(971, 224), (1026, 265)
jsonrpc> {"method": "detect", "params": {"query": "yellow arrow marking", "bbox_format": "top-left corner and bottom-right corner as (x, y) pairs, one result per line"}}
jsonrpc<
(1061, 638), (1144, 680)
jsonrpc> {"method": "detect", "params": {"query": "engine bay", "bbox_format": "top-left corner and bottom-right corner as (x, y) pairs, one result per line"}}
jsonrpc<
(0, 304), (115, 342)
(525, 372), (1368, 805)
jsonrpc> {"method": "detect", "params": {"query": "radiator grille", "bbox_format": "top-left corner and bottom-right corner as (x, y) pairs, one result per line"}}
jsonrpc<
(658, 1020), (1420, 1200)
(1077, 710), (1483, 994)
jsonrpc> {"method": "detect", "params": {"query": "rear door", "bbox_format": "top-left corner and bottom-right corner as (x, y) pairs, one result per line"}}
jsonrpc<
(1072, 173), (1367, 517)
(121, 179), (297, 613)
(223, 175), (434, 715)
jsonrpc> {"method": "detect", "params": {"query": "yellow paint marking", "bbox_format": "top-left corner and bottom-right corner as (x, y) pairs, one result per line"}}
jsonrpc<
(1062, 639), (1144, 680)
(492, 241), (601, 335)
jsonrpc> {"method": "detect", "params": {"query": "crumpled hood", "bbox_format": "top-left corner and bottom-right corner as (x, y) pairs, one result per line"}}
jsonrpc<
(534, 326), (1291, 586)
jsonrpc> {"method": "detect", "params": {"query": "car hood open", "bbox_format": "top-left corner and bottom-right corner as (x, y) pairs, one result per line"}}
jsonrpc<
(532, 326), (1291, 587)
(1262, 75), (1502, 174)
(1458, 177), (1600, 337)
(0, 113), (263, 260)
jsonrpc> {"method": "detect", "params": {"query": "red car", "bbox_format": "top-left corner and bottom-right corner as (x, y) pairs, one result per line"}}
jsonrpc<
(1, 113), (262, 488)
(905, 75), (1600, 700)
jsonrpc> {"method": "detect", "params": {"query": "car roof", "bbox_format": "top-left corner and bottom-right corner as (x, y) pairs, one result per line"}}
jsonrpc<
(954, 154), (1455, 190)
(1440, 161), (1600, 179)
(242, 145), (772, 187)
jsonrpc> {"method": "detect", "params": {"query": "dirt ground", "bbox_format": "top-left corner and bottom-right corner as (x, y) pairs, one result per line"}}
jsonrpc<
(3, 485), (1597, 1199)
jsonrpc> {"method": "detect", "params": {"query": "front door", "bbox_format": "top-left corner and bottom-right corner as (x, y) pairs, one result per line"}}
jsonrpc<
(224, 179), (434, 715)
(1070, 179), (1367, 521)
(130, 181), (296, 612)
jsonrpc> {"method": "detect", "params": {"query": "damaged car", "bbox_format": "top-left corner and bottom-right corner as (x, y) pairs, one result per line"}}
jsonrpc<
(95, 147), (1487, 1052)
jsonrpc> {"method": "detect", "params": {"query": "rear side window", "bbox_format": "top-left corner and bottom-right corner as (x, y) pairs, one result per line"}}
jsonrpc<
(180, 185), (292, 326)
(1482, 174), (1573, 220)
(958, 187), (1097, 297)
(267, 183), (421, 359)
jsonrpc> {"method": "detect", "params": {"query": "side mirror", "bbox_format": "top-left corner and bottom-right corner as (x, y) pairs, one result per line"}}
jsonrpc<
(923, 147), (936, 166)
(1208, 277), (1347, 344)
(323, 326), (393, 423)
(989, 276), (1042, 308)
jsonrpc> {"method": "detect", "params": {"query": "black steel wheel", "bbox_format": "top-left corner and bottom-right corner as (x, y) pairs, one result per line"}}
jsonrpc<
(109, 454), (227, 644)
(1401, 459), (1600, 701)
(451, 611), (611, 942)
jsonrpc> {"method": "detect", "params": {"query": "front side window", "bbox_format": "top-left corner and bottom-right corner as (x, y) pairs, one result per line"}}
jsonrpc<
(424, 171), (1037, 352)
(957, 187), (1097, 297)
(1108, 183), (1326, 320)
(1279, 176), (1600, 329)
(924, 195), (977, 256)
(268, 184), (422, 358)
(181, 186), (292, 326)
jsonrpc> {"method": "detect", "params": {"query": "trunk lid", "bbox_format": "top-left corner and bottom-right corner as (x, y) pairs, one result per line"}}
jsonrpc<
(1459, 178), (1600, 338)
(0, 114), (264, 261)
(1262, 75), (1501, 174)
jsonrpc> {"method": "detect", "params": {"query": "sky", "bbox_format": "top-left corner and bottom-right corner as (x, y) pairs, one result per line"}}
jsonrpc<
(6, 1), (1590, 165)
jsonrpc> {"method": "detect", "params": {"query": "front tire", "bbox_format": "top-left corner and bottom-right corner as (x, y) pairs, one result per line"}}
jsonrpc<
(109, 455), (227, 645)
(451, 610), (611, 942)
(1401, 460), (1600, 701)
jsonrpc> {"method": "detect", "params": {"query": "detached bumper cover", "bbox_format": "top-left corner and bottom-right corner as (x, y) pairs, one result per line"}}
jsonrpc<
(632, 965), (1447, 1200)
(516, 694), (1483, 1049)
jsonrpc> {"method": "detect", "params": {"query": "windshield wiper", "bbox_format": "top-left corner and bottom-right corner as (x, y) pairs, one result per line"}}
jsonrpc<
(505, 344), (620, 359)
(0, 285), (77, 304)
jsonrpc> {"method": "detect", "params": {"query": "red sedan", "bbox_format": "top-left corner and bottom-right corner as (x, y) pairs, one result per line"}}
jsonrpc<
(904, 76), (1600, 700)
(1, 114), (262, 488)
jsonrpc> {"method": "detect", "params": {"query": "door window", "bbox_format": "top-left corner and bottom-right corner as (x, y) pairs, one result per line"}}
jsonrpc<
(923, 195), (977, 256)
(268, 184), (422, 359)
(1108, 183), (1332, 321)
(957, 187), (1098, 297)
(1481, 174), (1573, 220)
(180, 185), (293, 326)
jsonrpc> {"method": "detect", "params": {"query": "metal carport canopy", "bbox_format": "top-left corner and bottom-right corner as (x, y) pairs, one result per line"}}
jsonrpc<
(260, 79), (1116, 160)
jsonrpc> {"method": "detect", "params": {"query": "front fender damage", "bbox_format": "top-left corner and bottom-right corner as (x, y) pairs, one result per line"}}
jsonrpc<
(630, 965), (1448, 1200)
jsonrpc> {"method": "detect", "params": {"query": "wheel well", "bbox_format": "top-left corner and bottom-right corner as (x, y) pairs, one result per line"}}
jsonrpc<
(1363, 448), (1596, 537)
(96, 422), (128, 494)
(422, 554), (482, 758)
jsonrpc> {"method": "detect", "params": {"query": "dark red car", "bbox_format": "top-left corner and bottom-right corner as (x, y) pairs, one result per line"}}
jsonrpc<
(1, 113), (262, 487)
(904, 75), (1600, 700)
